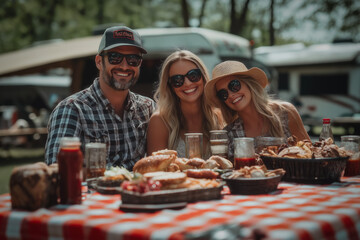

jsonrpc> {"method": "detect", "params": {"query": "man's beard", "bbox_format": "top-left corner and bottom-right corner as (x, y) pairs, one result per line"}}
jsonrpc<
(101, 69), (139, 91)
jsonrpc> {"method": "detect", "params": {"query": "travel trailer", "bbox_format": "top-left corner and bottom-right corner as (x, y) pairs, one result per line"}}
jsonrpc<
(254, 42), (360, 134)
(0, 27), (270, 99)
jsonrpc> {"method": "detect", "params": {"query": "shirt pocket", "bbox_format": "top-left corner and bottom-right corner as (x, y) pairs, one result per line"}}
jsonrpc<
(83, 126), (109, 144)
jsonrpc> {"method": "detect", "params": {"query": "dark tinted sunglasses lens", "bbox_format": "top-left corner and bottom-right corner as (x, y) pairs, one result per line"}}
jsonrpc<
(216, 89), (228, 101)
(186, 69), (201, 82)
(228, 79), (241, 92)
(126, 55), (142, 66)
(170, 75), (185, 88)
(107, 52), (123, 64)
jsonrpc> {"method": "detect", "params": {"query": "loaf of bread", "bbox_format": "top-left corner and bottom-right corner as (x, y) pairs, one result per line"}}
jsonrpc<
(10, 162), (58, 211)
(133, 154), (176, 174)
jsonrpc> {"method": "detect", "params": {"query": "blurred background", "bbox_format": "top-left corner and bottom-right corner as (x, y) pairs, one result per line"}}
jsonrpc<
(0, 0), (359, 193)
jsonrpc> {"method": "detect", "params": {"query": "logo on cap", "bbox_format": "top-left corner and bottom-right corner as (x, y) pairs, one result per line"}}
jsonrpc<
(113, 30), (134, 40)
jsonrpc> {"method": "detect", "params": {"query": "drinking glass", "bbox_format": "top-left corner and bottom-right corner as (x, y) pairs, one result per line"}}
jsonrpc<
(185, 133), (203, 159)
(85, 142), (107, 179)
(341, 135), (360, 177)
(234, 137), (256, 169)
(210, 130), (229, 159)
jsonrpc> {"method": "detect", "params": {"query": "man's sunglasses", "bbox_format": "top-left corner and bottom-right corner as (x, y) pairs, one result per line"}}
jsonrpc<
(100, 52), (142, 67)
(216, 79), (242, 101)
(168, 69), (202, 88)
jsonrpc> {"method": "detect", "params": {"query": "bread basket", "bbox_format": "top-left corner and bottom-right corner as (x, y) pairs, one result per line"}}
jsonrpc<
(260, 155), (348, 184)
(221, 172), (282, 195)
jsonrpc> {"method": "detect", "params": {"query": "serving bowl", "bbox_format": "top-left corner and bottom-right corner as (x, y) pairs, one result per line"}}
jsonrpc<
(260, 155), (348, 184)
(221, 171), (282, 195)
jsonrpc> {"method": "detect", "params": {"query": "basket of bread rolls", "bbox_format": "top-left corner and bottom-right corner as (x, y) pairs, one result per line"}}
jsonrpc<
(259, 136), (350, 184)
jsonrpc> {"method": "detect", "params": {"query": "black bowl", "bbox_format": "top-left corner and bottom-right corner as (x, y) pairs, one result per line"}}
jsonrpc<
(260, 155), (349, 184)
(221, 171), (282, 195)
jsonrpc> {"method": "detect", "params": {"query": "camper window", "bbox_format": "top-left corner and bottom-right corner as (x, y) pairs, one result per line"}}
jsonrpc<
(278, 73), (289, 90)
(300, 73), (348, 95)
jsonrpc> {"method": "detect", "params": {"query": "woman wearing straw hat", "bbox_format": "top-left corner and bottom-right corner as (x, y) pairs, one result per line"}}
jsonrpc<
(147, 50), (224, 157)
(204, 60), (310, 160)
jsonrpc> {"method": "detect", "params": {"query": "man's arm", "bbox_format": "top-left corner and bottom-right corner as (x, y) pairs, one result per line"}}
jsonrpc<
(45, 103), (81, 164)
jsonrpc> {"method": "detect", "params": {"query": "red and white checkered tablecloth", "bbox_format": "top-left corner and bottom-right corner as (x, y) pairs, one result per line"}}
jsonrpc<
(0, 177), (359, 240)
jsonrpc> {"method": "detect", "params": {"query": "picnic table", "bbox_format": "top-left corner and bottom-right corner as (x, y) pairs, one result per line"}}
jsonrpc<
(0, 176), (359, 239)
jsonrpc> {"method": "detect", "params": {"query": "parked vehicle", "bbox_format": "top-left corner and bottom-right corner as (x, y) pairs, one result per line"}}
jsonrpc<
(254, 42), (360, 135)
(0, 27), (271, 98)
(0, 74), (70, 147)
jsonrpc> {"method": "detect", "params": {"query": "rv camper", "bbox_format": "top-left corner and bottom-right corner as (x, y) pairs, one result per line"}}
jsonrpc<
(0, 27), (270, 99)
(0, 27), (272, 142)
(255, 42), (360, 135)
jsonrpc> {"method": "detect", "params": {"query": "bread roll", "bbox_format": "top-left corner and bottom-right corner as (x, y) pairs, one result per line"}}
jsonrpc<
(152, 149), (177, 157)
(144, 171), (187, 187)
(207, 156), (233, 169)
(186, 158), (206, 168)
(201, 159), (220, 169)
(10, 162), (58, 211)
(133, 154), (176, 174)
(174, 158), (192, 171)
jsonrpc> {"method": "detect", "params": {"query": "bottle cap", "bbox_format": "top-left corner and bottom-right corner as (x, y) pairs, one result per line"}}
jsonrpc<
(60, 137), (81, 148)
(322, 118), (330, 124)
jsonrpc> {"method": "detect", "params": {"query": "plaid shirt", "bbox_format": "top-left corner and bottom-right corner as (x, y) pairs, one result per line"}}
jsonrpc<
(45, 78), (155, 170)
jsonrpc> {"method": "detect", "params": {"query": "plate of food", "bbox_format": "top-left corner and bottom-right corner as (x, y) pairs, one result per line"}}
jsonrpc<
(259, 137), (350, 184)
(221, 165), (285, 195)
(119, 171), (225, 204)
(93, 167), (133, 194)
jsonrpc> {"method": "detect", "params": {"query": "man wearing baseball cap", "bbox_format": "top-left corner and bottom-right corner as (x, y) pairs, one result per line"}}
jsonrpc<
(45, 26), (155, 170)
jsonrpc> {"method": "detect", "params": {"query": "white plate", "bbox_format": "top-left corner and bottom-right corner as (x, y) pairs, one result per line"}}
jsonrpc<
(120, 202), (187, 211)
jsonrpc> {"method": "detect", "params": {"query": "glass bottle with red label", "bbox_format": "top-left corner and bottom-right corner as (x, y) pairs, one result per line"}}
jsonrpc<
(57, 137), (83, 204)
(319, 118), (334, 141)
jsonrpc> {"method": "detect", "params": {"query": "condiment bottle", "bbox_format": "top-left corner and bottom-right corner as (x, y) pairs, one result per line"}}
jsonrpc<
(57, 137), (83, 204)
(341, 135), (360, 177)
(319, 118), (334, 141)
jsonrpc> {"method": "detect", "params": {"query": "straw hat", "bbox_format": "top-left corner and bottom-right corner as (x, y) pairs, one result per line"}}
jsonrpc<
(204, 61), (268, 107)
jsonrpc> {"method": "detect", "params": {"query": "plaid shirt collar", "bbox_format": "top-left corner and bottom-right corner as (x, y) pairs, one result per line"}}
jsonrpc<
(92, 78), (136, 113)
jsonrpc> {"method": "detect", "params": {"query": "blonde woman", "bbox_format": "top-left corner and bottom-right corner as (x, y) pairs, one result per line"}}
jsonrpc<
(204, 61), (310, 160)
(147, 50), (224, 157)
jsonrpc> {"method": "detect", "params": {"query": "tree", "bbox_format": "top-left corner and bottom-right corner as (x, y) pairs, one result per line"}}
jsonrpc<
(181, 0), (190, 27)
(197, 0), (208, 27)
(269, 0), (275, 45)
(230, 0), (251, 36)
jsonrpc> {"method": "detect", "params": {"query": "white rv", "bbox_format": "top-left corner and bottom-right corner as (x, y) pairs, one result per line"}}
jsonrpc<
(0, 27), (270, 98)
(255, 42), (360, 123)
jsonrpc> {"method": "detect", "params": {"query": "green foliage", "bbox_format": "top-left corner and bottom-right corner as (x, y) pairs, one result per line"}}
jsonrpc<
(0, 0), (359, 54)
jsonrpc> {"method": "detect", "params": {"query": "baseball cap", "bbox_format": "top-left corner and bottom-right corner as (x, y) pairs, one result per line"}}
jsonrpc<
(98, 26), (147, 54)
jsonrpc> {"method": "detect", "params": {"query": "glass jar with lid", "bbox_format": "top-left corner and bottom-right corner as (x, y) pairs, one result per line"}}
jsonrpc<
(341, 135), (360, 177)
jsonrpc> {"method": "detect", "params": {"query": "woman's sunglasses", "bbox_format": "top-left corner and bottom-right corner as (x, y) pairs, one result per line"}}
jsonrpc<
(216, 79), (242, 101)
(100, 52), (142, 67)
(168, 69), (202, 88)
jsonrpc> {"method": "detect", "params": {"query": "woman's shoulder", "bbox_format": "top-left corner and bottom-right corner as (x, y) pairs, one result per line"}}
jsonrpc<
(270, 101), (297, 113)
(149, 111), (166, 126)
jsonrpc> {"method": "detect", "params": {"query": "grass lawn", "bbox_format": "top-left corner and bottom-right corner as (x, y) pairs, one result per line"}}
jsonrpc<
(0, 148), (44, 195)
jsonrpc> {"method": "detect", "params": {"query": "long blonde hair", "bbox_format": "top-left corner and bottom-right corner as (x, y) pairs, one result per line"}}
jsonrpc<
(153, 50), (224, 149)
(218, 76), (286, 137)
